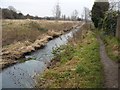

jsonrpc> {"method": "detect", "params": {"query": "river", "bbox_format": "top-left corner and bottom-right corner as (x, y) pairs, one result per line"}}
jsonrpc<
(1, 25), (81, 89)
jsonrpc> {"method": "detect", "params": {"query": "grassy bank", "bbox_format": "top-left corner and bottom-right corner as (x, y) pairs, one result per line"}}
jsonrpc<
(99, 31), (120, 62)
(2, 20), (74, 47)
(36, 26), (103, 88)
(2, 20), (77, 69)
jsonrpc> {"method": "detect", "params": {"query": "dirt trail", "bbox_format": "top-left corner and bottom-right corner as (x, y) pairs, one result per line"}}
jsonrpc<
(97, 36), (118, 88)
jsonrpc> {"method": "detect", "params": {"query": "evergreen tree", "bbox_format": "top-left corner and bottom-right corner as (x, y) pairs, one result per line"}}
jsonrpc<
(91, 0), (109, 28)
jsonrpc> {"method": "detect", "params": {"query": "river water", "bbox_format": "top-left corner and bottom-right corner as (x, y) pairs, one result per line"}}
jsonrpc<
(1, 27), (80, 89)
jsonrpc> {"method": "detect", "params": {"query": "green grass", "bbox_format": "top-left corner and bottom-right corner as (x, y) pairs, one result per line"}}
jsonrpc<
(104, 36), (120, 62)
(98, 30), (120, 62)
(36, 30), (103, 88)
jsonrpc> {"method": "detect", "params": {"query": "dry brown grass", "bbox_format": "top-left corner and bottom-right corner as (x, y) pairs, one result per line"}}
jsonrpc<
(1, 19), (78, 69)
(2, 20), (75, 46)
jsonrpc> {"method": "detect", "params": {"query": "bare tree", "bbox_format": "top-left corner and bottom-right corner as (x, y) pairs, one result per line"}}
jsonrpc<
(8, 6), (17, 12)
(83, 7), (90, 23)
(61, 14), (66, 20)
(109, 0), (120, 38)
(63, 15), (66, 20)
(109, 0), (120, 11)
(81, 14), (84, 21)
(71, 10), (78, 21)
(53, 3), (61, 21)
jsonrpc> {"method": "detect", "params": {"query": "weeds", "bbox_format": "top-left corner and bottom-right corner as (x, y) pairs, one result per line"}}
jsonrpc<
(52, 45), (75, 64)
(103, 35), (120, 62)
(98, 30), (120, 62)
(37, 29), (103, 88)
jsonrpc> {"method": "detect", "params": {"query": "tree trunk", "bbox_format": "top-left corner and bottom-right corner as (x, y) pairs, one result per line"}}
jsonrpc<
(116, 16), (120, 40)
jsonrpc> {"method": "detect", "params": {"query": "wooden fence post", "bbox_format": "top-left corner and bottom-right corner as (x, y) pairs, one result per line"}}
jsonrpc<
(116, 16), (120, 40)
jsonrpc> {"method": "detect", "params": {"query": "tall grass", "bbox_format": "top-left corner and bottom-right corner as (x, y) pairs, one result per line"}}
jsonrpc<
(2, 20), (74, 46)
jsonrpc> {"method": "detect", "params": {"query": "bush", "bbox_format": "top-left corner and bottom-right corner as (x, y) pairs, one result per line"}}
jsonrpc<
(91, 2), (109, 28)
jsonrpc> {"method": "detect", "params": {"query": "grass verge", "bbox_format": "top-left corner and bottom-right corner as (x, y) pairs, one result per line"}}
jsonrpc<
(36, 30), (103, 88)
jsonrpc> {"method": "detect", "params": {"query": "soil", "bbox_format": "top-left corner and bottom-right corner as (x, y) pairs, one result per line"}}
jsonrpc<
(97, 36), (118, 88)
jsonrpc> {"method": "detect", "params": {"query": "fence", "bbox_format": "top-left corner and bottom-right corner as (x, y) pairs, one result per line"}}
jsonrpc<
(116, 15), (120, 40)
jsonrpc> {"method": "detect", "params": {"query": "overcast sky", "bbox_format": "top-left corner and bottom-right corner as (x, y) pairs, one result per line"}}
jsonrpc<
(0, 0), (95, 17)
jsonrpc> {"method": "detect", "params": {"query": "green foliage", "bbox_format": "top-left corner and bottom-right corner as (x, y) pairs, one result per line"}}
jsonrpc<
(91, 2), (109, 28)
(52, 45), (75, 63)
(37, 31), (103, 88)
(99, 31), (120, 62)
(91, 1), (120, 37)
(102, 11), (118, 35)
(73, 32), (103, 87)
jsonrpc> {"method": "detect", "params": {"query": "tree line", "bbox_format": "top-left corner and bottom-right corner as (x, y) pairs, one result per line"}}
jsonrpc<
(1, 6), (55, 20)
(1, 6), (82, 21)
(91, 0), (120, 38)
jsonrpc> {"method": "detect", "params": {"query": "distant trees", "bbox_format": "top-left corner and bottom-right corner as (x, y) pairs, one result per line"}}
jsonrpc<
(2, 6), (24, 19)
(2, 8), (14, 19)
(2, 6), (42, 19)
(53, 3), (61, 21)
(17, 13), (24, 19)
(25, 14), (33, 19)
(61, 14), (66, 20)
(91, 1), (109, 28)
(71, 10), (78, 21)
(8, 6), (17, 12)
(2, 6), (81, 21)
(83, 7), (91, 22)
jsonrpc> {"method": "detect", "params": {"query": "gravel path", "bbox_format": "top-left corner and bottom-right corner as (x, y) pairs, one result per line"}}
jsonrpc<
(97, 36), (118, 88)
